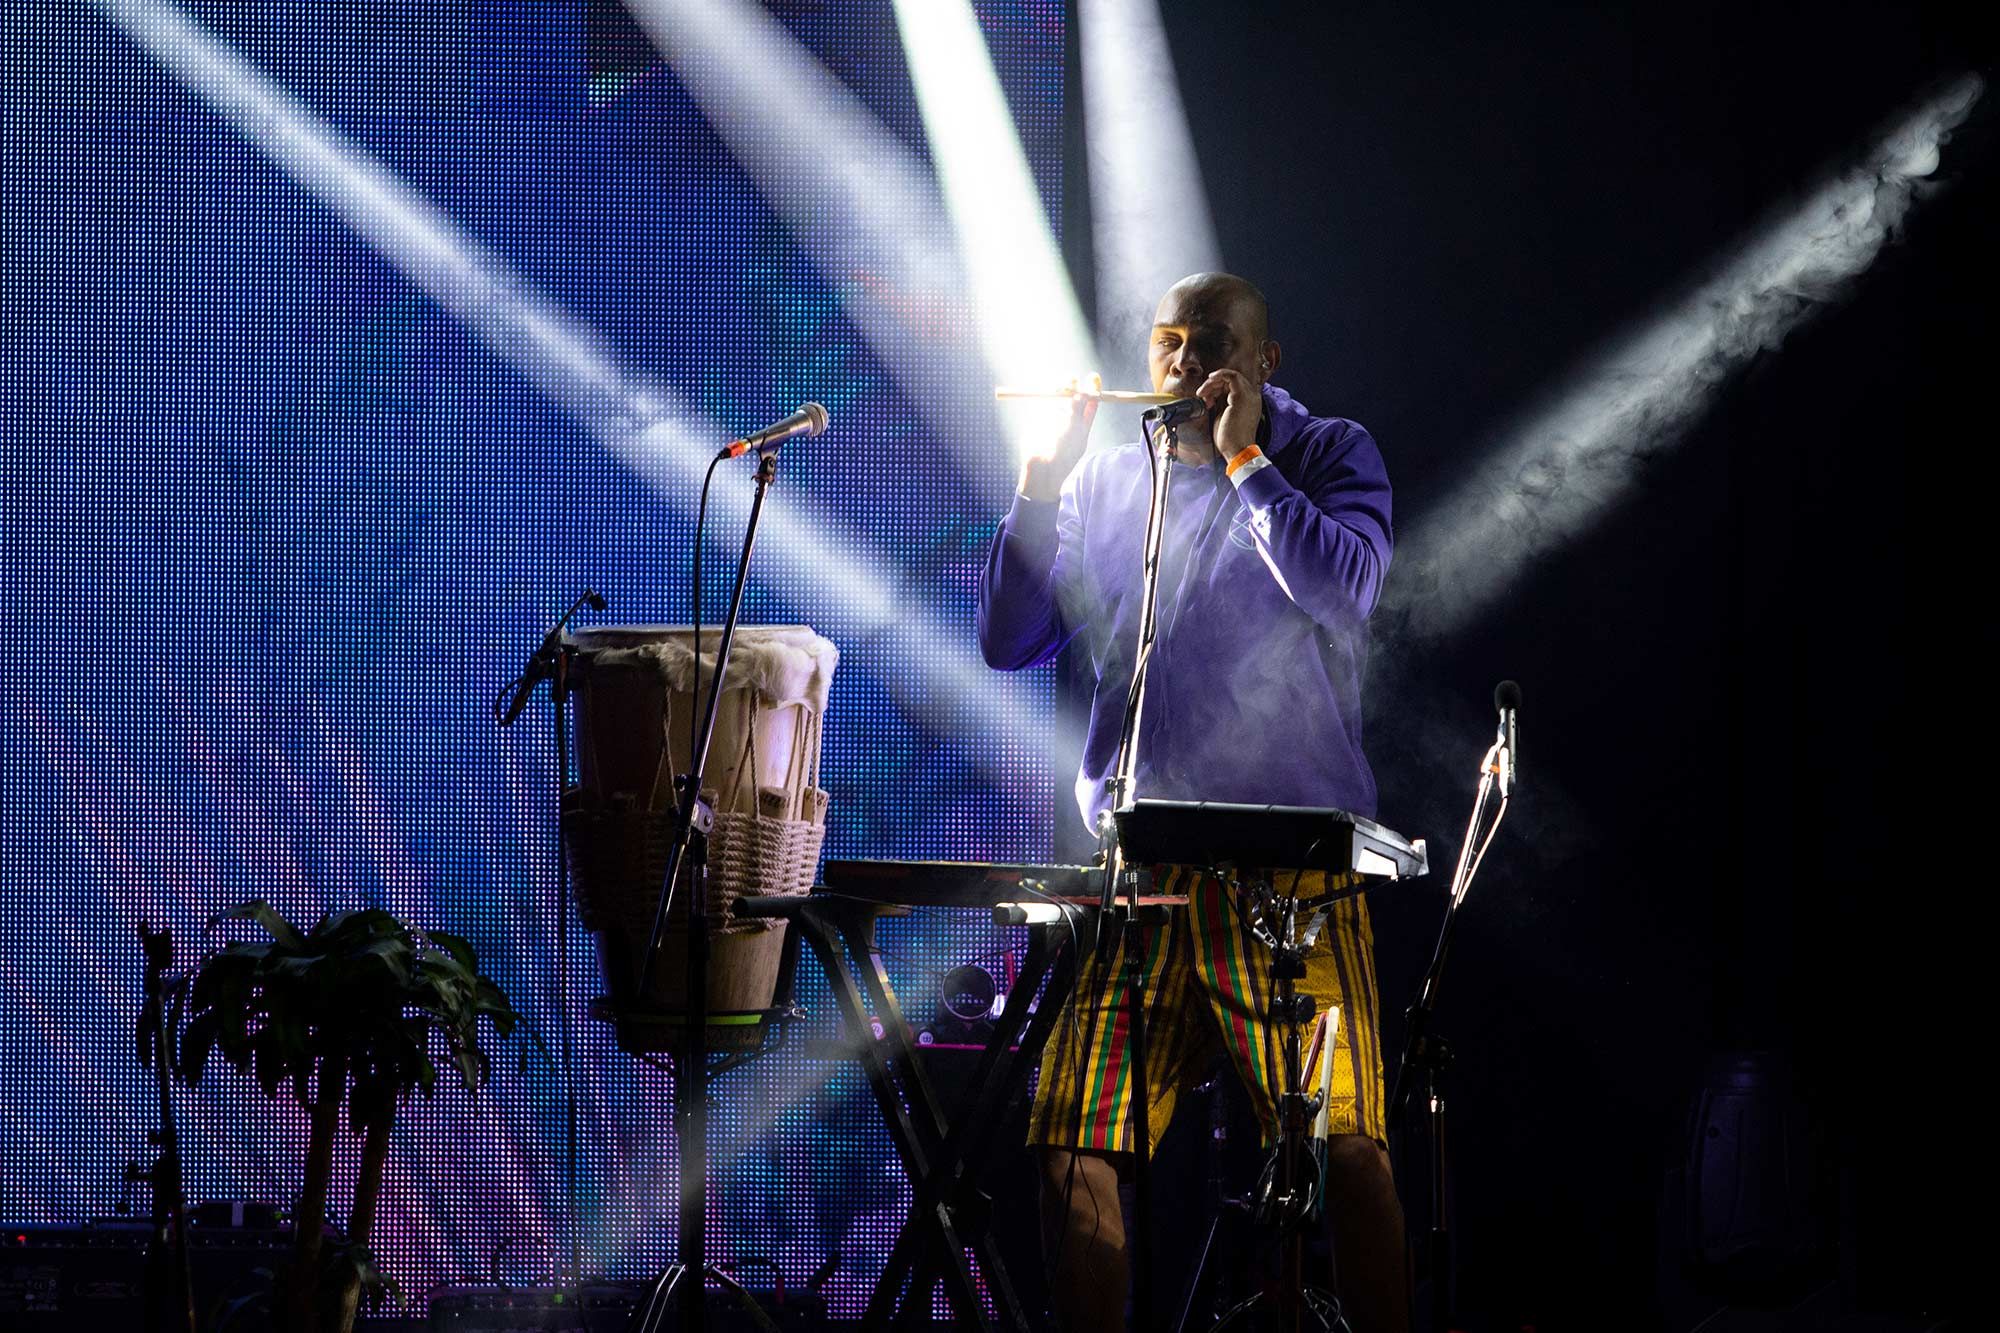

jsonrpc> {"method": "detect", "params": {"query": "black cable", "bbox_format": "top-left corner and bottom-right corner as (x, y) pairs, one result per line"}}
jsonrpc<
(1051, 418), (1168, 1293)
(1089, 425), (1166, 1281)
(1020, 419), (1169, 1304)
(554, 672), (579, 1287)
(1110, 416), (1170, 809)
(691, 451), (723, 815)
(665, 451), (726, 928)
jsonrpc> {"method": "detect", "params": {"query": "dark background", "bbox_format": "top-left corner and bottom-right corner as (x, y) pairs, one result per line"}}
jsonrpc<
(1062, 2), (1993, 1328)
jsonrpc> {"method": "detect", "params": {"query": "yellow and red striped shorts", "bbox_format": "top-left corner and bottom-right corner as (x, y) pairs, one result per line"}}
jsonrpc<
(1026, 867), (1386, 1156)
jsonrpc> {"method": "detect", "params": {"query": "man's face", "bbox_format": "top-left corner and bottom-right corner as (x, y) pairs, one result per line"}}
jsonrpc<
(1147, 285), (1268, 448)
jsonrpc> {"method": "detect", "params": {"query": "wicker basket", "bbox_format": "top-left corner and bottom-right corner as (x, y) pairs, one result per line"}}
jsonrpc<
(564, 790), (824, 1020)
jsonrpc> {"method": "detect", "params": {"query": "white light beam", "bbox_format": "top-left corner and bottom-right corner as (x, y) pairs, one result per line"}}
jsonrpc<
(891, 0), (1101, 461)
(1080, 0), (1222, 379)
(620, 0), (1013, 486)
(1393, 75), (1984, 641)
(91, 0), (1050, 791)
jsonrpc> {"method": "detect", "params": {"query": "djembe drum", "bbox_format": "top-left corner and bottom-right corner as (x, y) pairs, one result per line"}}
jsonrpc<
(561, 625), (835, 1052)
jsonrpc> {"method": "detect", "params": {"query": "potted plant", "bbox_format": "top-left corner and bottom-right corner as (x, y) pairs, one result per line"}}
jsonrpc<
(168, 900), (534, 1333)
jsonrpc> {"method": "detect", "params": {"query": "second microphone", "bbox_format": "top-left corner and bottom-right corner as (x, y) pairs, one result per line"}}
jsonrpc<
(720, 402), (829, 459)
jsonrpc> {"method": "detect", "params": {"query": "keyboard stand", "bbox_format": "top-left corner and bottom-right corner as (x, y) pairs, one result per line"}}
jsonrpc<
(735, 892), (1082, 1330)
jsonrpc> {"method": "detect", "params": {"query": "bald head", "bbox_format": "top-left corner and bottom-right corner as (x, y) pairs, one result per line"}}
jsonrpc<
(1154, 271), (1269, 344)
(1147, 271), (1281, 415)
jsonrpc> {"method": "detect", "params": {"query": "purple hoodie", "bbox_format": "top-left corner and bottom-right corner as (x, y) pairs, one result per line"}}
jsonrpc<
(977, 383), (1392, 833)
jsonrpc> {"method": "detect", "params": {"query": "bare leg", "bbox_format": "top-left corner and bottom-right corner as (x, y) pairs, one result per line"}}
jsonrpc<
(1038, 1147), (1126, 1332)
(1322, 1134), (1409, 1333)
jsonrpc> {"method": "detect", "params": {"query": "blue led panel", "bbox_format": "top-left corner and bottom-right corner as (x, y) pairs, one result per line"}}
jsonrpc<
(1, 0), (1065, 1316)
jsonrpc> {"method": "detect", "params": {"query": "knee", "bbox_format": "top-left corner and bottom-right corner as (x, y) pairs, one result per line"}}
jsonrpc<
(1322, 1133), (1392, 1189)
(1039, 1148), (1123, 1236)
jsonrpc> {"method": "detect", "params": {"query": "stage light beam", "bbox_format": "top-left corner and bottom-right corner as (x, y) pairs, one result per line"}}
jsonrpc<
(1079, 0), (1222, 379)
(1393, 75), (1984, 641)
(90, 0), (1052, 795)
(890, 0), (1101, 460)
(618, 0), (1013, 485)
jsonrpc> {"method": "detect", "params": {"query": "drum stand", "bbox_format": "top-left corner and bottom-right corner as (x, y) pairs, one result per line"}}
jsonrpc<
(631, 447), (784, 1333)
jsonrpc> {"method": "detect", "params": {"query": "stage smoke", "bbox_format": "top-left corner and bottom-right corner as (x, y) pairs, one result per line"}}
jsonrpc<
(1391, 74), (1984, 641)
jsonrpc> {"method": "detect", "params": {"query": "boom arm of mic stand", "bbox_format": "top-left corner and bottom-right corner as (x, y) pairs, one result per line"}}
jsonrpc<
(494, 589), (605, 726)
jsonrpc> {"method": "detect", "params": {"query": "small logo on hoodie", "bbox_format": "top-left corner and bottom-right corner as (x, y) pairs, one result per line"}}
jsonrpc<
(1227, 505), (1258, 551)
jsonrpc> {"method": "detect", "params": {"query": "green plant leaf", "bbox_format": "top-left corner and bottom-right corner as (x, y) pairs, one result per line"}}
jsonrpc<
(207, 899), (306, 952)
(170, 901), (533, 1171)
(425, 930), (477, 972)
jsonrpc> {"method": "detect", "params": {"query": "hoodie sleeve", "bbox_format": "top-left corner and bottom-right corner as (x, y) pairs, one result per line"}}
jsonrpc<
(1228, 421), (1394, 626)
(976, 479), (1088, 670)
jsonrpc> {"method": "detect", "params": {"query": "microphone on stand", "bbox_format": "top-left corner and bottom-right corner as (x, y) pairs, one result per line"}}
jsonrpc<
(494, 589), (609, 726)
(1147, 396), (1207, 428)
(719, 402), (829, 459)
(1494, 679), (1521, 796)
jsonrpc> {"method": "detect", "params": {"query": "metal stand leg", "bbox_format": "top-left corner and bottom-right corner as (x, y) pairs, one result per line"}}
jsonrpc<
(1123, 905), (1156, 1330)
(740, 896), (1078, 1331)
(1426, 1058), (1450, 1333)
(1199, 877), (1351, 1333)
(888, 927), (1078, 1324)
(787, 900), (1012, 1330)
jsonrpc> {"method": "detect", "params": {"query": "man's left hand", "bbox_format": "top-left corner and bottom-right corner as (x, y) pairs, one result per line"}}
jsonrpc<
(1195, 369), (1261, 462)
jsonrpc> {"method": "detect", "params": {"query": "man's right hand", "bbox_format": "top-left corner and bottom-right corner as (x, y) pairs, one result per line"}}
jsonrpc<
(1017, 388), (1098, 502)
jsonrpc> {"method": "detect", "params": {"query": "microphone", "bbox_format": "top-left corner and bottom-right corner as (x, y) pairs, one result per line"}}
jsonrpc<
(720, 402), (829, 458)
(1147, 396), (1207, 428)
(1493, 679), (1521, 795)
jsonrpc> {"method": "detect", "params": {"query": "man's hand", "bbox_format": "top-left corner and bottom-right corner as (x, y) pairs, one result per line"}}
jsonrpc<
(1017, 387), (1099, 502)
(1195, 368), (1261, 463)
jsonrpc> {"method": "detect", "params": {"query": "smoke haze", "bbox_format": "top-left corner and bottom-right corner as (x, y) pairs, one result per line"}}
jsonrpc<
(1387, 74), (1984, 644)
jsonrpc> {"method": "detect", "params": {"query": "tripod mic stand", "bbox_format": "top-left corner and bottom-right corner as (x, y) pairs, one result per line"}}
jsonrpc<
(496, 586), (607, 1290)
(1388, 690), (1515, 1333)
(629, 447), (784, 1333)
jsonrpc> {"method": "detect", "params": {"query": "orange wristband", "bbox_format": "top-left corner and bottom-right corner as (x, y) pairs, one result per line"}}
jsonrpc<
(1224, 444), (1264, 478)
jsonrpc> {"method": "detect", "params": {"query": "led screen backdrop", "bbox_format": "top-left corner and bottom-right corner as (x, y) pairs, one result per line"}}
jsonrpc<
(2, 0), (1065, 1314)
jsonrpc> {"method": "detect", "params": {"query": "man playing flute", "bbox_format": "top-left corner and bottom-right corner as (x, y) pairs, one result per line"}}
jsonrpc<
(977, 271), (1407, 1332)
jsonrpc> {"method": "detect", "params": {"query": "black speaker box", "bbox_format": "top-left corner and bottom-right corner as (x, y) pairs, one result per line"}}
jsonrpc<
(0, 1218), (290, 1330)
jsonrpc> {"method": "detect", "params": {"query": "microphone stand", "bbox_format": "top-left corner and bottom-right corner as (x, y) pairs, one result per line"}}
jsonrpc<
(136, 923), (196, 1333)
(634, 446), (780, 1333)
(1098, 406), (1180, 1332)
(495, 587), (605, 1291)
(1389, 729), (1511, 1333)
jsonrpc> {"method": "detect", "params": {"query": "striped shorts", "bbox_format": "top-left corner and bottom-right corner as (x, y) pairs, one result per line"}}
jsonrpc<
(1026, 867), (1387, 1156)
